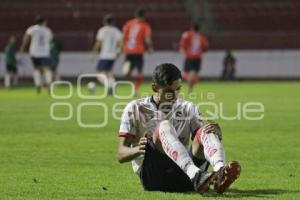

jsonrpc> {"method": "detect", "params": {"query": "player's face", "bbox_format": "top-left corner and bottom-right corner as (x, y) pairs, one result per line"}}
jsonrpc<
(157, 79), (182, 105)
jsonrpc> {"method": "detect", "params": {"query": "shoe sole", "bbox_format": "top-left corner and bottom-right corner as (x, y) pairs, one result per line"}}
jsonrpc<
(197, 172), (218, 194)
(215, 161), (241, 194)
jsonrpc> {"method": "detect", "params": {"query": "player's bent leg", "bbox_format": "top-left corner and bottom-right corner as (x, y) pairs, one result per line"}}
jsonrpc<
(194, 127), (241, 193)
(105, 71), (115, 95)
(134, 71), (143, 95)
(153, 120), (215, 193)
(33, 69), (42, 94)
(188, 147), (209, 172)
(43, 67), (52, 86)
(195, 127), (225, 172)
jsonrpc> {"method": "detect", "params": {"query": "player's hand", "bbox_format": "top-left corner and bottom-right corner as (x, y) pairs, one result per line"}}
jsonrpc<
(135, 137), (147, 155)
(202, 120), (222, 140)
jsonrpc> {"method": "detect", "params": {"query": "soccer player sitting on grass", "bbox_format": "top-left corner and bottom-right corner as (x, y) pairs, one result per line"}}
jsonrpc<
(117, 63), (241, 194)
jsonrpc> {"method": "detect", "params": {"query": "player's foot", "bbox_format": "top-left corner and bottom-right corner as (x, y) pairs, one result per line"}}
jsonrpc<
(108, 88), (113, 96)
(192, 170), (217, 194)
(214, 161), (241, 194)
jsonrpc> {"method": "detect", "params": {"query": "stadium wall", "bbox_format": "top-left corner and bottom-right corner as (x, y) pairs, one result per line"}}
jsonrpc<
(1, 50), (300, 79)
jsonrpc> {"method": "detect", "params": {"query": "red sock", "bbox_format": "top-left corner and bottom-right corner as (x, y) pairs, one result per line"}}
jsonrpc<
(192, 74), (199, 86)
(182, 72), (189, 81)
(134, 73), (143, 92)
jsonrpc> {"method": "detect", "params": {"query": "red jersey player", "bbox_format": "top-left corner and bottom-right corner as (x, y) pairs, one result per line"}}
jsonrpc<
(122, 7), (153, 95)
(180, 23), (208, 93)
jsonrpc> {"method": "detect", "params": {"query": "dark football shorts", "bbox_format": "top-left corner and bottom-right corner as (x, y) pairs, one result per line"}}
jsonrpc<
(125, 54), (144, 73)
(31, 57), (52, 69)
(139, 139), (194, 192)
(6, 64), (17, 74)
(96, 59), (114, 71)
(184, 59), (202, 72)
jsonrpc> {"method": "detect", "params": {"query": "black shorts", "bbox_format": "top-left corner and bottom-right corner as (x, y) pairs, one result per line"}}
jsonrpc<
(96, 59), (114, 71)
(184, 59), (201, 72)
(139, 140), (194, 192)
(6, 64), (17, 74)
(125, 54), (143, 73)
(31, 57), (52, 69)
(50, 59), (59, 71)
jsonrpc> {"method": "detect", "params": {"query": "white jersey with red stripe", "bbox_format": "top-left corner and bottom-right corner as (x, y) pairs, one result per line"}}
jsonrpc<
(119, 96), (204, 174)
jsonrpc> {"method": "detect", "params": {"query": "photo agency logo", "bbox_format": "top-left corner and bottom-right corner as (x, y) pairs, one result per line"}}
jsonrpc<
(49, 74), (135, 128)
(50, 75), (265, 128)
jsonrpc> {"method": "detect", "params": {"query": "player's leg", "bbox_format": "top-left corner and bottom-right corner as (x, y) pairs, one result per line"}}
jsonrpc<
(190, 59), (201, 91)
(41, 58), (53, 93)
(134, 55), (143, 95)
(50, 59), (59, 81)
(123, 55), (132, 80)
(182, 59), (193, 93)
(31, 58), (43, 93)
(193, 126), (241, 193)
(152, 120), (215, 193)
(104, 60), (115, 95)
(4, 64), (12, 88)
(12, 66), (18, 86)
(96, 60), (106, 85)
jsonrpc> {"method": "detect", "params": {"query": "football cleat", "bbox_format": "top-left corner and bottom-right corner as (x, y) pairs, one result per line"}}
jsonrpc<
(192, 170), (217, 194)
(214, 161), (241, 194)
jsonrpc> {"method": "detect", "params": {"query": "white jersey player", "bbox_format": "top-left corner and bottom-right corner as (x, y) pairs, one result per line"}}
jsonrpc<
(20, 16), (53, 94)
(117, 63), (241, 194)
(91, 14), (122, 95)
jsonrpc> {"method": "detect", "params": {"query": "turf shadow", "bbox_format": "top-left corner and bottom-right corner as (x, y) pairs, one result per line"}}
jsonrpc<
(203, 188), (299, 198)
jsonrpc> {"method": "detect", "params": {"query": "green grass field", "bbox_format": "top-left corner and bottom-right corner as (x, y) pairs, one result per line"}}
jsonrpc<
(0, 81), (299, 200)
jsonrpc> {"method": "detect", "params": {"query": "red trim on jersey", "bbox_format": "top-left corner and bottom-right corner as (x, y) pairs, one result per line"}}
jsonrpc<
(119, 132), (135, 138)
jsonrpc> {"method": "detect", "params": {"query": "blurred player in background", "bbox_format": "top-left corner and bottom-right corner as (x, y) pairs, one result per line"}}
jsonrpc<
(122, 7), (153, 96)
(50, 36), (62, 81)
(20, 15), (53, 94)
(117, 63), (241, 193)
(92, 14), (122, 95)
(180, 23), (208, 93)
(4, 35), (18, 88)
(221, 49), (236, 81)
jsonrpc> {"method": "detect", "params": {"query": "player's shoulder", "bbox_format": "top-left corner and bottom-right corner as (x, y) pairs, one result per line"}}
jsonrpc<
(182, 31), (191, 38)
(175, 98), (198, 112)
(124, 18), (135, 26)
(27, 25), (38, 32)
(199, 31), (207, 38)
(110, 26), (122, 34)
(127, 96), (151, 107)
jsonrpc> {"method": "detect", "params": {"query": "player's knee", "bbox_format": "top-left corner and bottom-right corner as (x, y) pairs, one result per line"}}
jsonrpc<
(195, 127), (222, 146)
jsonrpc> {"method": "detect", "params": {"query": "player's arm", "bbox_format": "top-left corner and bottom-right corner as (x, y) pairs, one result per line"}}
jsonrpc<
(19, 34), (31, 53)
(201, 33), (209, 52)
(92, 40), (101, 54)
(179, 33), (187, 57)
(145, 36), (153, 53)
(117, 136), (147, 163)
(116, 33), (123, 57)
(144, 24), (153, 53)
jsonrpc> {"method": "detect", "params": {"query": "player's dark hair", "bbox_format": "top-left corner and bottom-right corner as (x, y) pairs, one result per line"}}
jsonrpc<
(192, 22), (200, 31)
(152, 63), (182, 87)
(104, 14), (114, 25)
(35, 15), (46, 24)
(135, 7), (145, 18)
